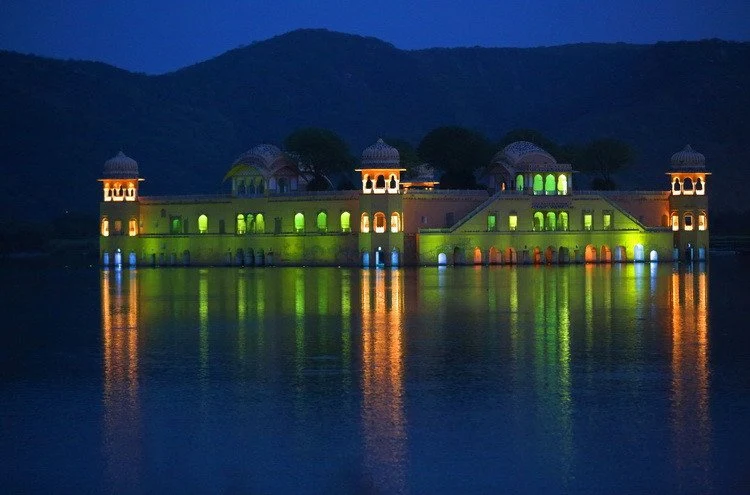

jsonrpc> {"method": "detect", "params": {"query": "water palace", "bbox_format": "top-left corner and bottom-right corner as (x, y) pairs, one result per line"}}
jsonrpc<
(98, 139), (710, 267)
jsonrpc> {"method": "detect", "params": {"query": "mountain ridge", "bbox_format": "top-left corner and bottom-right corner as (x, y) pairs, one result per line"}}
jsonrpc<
(1, 29), (748, 220)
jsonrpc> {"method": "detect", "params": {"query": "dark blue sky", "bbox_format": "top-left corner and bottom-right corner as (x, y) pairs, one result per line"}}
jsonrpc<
(2, 0), (749, 74)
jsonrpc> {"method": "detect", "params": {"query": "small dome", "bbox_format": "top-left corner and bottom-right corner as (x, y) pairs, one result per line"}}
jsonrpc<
(498, 141), (555, 166)
(233, 144), (288, 171)
(361, 138), (400, 167)
(103, 151), (139, 178)
(670, 145), (705, 169)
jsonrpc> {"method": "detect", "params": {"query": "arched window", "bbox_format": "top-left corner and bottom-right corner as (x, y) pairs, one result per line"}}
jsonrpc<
(557, 175), (568, 195)
(113, 220), (122, 235)
(673, 178), (681, 194)
(237, 180), (246, 196)
(671, 212), (679, 231)
(546, 211), (556, 231)
(390, 212), (401, 233)
(544, 174), (555, 195)
(559, 211), (569, 231)
(375, 175), (386, 190)
(128, 218), (138, 236)
(698, 212), (707, 230)
(509, 212), (518, 231)
(683, 177), (694, 194)
(257, 180), (265, 194)
(533, 174), (543, 195)
(170, 217), (182, 234)
(696, 178), (704, 195)
(361, 212), (370, 233)
(374, 212), (386, 233)
(684, 213), (694, 231)
(126, 182), (136, 201)
(246, 214), (255, 233)
(533, 211), (544, 231)
(388, 174), (398, 192)
(364, 175), (373, 192)
(255, 213), (265, 233)
(317, 211), (327, 232)
(100, 217), (109, 237)
(294, 212), (305, 233)
(340, 211), (351, 232)
(198, 214), (208, 234)
(487, 214), (496, 231)
(236, 214), (246, 234)
(515, 174), (524, 191)
(661, 214), (669, 227)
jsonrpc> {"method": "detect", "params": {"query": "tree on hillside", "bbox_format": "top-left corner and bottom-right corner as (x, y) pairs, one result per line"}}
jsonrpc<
(417, 127), (493, 189)
(577, 138), (635, 190)
(284, 127), (354, 190)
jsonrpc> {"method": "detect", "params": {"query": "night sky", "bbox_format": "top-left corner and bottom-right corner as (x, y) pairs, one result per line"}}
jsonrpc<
(2, 0), (749, 74)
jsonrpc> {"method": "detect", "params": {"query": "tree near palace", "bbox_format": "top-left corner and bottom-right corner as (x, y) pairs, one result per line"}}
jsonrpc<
(577, 138), (635, 190)
(284, 127), (354, 190)
(383, 137), (421, 178)
(417, 126), (494, 189)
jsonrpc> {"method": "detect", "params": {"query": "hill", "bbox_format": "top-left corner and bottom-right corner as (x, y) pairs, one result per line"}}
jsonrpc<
(1, 29), (749, 220)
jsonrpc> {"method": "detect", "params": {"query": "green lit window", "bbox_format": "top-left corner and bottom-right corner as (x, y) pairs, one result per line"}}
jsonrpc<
(294, 212), (305, 233)
(603, 212), (612, 230)
(317, 211), (327, 232)
(236, 214), (246, 235)
(516, 174), (524, 191)
(170, 216), (182, 234)
(533, 212), (544, 231)
(584, 213), (592, 231)
(256, 213), (265, 233)
(544, 174), (555, 195)
(557, 175), (568, 195)
(487, 214), (496, 231)
(509, 214), (517, 231)
(533, 175), (543, 195)
(340, 211), (351, 232)
(198, 214), (208, 234)
(546, 211), (556, 231)
(559, 212), (569, 231)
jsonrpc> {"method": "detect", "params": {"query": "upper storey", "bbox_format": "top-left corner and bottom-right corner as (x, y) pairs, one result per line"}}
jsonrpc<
(225, 144), (308, 196)
(356, 139), (406, 194)
(668, 145), (710, 196)
(99, 151), (143, 202)
(486, 141), (573, 195)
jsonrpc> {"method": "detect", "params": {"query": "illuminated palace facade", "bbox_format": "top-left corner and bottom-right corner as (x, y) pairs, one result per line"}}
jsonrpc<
(98, 139), (710, 267)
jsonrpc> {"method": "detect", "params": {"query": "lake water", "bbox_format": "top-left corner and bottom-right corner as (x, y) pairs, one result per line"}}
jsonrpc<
(2, 258), (750, 493)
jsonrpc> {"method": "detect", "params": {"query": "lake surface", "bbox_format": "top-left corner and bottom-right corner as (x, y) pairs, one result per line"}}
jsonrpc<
(2, 258), (750, 493)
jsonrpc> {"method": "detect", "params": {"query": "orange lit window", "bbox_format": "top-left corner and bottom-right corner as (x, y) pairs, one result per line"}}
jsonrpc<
(698, 213), (707, 231)
(101, 217), (109, 237)
(374, 212), (386, 233)
(390, 212), (401, 233)
(671, 213), (679, 231)
(360, 212), (370, 233)
(673, 178), (681, 195)
(684, 213), (693, 231)
(128, 219), (138, 236)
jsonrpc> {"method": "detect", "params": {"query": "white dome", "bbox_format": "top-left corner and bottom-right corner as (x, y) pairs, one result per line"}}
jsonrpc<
(497, 141), (555, 166)
(233, 144), (289, 171)
(670, 145), (705, 169)
(103, 151), (139, 178)
(361, 138), (400, 167)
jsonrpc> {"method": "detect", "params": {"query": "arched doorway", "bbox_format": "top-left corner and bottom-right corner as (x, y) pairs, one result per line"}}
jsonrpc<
(438, 253), (447, 265)
(545, 246), (555, 264)
(585, 244), (598, 263)
(183, 250), (191, 266)
(246, 248), (254, 267)
(634, 244), (645, 262)
(649, 250), (659, 262)
(533, 246), (542, 264)
(453, 247), (464, 265)
(362, 250), (370, 267)
(391, 248), (399, 267)
(505, 247), (517, 264)
(488, 247), (500, 264)
(473, 247), (482, 265)
(601, 245), (612, 263)
(102, 251), (110, 266)
(128, 251), (137, 267)
(114, 249), (122, 267)
(613, 245), (626, 262)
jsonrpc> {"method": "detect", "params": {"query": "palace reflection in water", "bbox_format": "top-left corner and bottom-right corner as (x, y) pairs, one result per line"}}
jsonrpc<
(100, 263), (712, 492)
